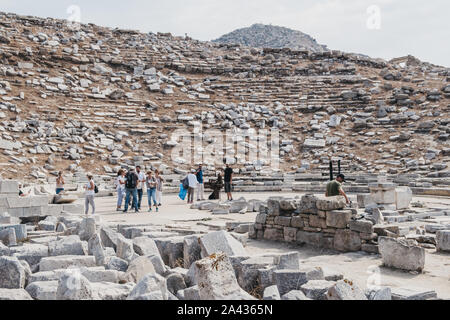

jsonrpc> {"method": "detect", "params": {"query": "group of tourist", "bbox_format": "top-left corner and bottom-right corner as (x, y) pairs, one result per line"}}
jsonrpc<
(115, 166), (165, 213)
(180, 163), (234, 204)
(45, 164), (350, 217)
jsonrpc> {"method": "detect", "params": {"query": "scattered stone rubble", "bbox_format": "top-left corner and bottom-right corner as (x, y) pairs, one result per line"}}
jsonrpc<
(1, 196), (446, 300)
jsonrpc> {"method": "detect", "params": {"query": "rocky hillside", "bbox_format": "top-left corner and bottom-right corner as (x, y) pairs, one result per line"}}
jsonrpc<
(213, 23), (328, 52)
(0, 11), (449, 184)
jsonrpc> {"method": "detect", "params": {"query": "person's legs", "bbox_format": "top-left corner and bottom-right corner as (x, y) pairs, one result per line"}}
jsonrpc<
(147, 188), (152, 211)
(187, 188), (192, 203)
(151, 189), (157, 207)
(124, 188), (131, 212)
(137, 189), (143, 210)
(200, 183), (205, 200)
(132, 189), (138, 211)
(156, 191), (162, 206)
(84, 196), (89, 215)
(89, 195), (95, 215)
(117, 189), (124, 209)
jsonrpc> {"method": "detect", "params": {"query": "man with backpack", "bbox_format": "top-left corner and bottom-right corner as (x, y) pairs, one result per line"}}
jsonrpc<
(124, 167), (139, 213)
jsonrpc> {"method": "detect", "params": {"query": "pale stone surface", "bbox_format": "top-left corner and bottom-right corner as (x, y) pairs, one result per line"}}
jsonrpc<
(327, 280), (368, 300)
(379, 237), (425, 272)
(195, 253), (256, 300)
(199, 231), (247, 257)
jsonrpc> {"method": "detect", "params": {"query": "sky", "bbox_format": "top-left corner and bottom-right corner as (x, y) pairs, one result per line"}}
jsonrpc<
(1, 0), (449, 67)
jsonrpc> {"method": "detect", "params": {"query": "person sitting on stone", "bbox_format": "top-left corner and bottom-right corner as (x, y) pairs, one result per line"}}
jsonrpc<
(326, 174), (350, 204)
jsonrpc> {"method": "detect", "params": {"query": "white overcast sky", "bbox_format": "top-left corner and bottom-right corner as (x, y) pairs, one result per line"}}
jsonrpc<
(1, 0), (449, 67)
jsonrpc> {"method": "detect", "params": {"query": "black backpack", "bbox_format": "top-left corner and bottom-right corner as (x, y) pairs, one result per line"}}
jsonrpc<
(94, 185), (99, 194)
(126, 172), (138, 189)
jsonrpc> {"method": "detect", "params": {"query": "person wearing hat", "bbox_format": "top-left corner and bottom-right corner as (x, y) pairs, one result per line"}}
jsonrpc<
(326, 174), (350, 204)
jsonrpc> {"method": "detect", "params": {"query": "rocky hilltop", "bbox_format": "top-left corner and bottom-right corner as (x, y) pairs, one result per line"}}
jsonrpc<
(0, 11), (449, 184)
(213, 23), (328, 52)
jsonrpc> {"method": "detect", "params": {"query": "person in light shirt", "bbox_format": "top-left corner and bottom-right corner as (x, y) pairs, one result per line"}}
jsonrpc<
(115, 169), (126, 211)
(186, 169), (198, 204)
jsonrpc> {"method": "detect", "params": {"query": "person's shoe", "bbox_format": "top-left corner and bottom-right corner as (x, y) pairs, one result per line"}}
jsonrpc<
(135, 209), (139, 213)
(148, 208), (152, 212)
(156, 207), (159, 212)
(158, 203), (162, 206)
(123, 210), (127, 213)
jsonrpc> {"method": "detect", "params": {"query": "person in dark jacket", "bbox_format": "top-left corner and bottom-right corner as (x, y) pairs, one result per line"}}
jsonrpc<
(124, 167), (139, 213)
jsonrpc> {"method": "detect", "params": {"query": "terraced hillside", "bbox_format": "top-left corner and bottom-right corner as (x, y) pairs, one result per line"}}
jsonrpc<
(0, 11), (449, 183)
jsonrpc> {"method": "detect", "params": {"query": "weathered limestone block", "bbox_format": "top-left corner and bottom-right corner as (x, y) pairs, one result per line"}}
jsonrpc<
(327, 280), (368, 300)
(91, 282), (135, 300)
(301, 280), (336, 300)
(378, 237), (425, 272)
(290, 216), (303, 228)
(56, 271), (94, 300)
(79, 217), (96, 241)
(436, 230), (450, 252)
(395, 187), (412, 210)
(298, 194), (318, 214)
(88, 233), (106, 266)
(264, 228), (284, 241)
(349, 220), (374, 234)
(316, 196), (346, 211)
(326, 210), (352, 229)
(279, 199), (297, 211)
(183, 235), (202, 268)
(255, 213), (267, 224)
(263, 285), (281, 300)
(195, 253), (255, 300)
(122, 256), (156, 283)
(391, 287), (437, 300)
(369, 183), (396, 204)
(333, 230), (362, 252)
(132, 237), (160, 256)
(25, 281), (58, 300)
(126, 272), (168, 300)
(48, 235), (88, 256)
(199, 231), (247, 257)
(309, 215), (327, 229)
(0, 227), (16, 246)
(116, 234), (138, 262)
(365, 287), (392, 300)
(274, 216), (291, 226)
(0, 180), (19, 194)
(0, 288), (33, 300)
(273, 267), (324, 296)
(283, 227), (297, 242)
(267, 199), (280, 216)
(237, 256), (274, 292)
(100, 227), (119, 250)
(39, 255), (96, 272)
(0, 224), (27, 241)
(0, 256), (27, 289)
(281, 290), (311, 300)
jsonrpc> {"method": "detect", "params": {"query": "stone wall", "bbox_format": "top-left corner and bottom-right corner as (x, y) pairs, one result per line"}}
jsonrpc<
(249, 195), (378, 254)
